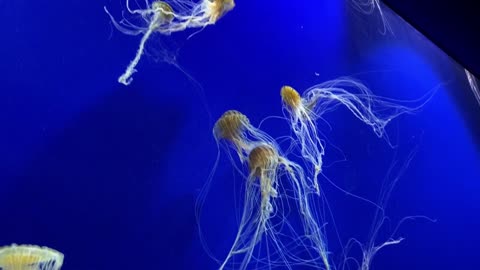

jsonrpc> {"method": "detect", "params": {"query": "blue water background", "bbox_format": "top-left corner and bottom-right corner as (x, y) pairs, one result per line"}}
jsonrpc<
(0, 0), (479, 269)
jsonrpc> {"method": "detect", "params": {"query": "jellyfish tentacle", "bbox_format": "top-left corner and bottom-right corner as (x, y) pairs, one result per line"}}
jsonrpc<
(105, 0), (235, 85)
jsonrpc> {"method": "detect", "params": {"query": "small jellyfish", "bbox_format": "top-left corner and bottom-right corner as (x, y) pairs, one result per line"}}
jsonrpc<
(213, 110), (250, 151)
(219, 144), (279, 270)
(0, 244), (64, 270)
(281, 77), (435, 195)
(220, 143), (333, 270)
(208, 111), (332, 270)
(248, 145), (279, 214)
(105, 0), (235, 85)
(281, 85), (325, 194)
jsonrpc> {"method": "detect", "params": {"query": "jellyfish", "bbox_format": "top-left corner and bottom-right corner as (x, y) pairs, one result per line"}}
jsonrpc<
(0, 244), (64, 270)
(280, 77), (435, 196)
(281, 85), (325, 194)
(281, 79), (438, 269)
(201, 110), (333, 270)
(218, 143), (280, 270)
(104, 0), (235, 85)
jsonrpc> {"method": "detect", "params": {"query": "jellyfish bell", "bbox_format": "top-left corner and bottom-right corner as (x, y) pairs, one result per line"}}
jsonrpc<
(281, 85), (302, 111)
(208, 0), (236, 23)
(105, 0), (235, 85)
(214, 110), (249, 143)
(213, 110), (251, 160)
(248, 144), (280, 206)
(248, 144), (278, 178)
(0, 244), (64, 270)
(151, 1), (175, 23)
(213, 110), (279, 164)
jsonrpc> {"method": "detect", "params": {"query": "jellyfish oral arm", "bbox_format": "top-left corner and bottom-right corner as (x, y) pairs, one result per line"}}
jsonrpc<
(103, 6), (159, 85)
(117, 24), (156, 85)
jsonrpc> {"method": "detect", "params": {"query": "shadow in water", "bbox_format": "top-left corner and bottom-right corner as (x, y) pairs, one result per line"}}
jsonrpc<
(0, 85), (197, 269)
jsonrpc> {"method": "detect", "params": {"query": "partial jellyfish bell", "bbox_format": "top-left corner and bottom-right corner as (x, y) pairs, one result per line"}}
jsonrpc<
(209, 0), (236, 23)
(0, 244), (64, 270)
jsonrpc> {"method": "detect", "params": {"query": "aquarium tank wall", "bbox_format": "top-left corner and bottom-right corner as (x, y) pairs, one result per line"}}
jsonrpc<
(0, 0), (479, 269)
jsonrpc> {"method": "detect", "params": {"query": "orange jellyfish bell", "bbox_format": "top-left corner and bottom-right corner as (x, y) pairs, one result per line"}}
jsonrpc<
(281, 85), (302, 110)
(248, 145), (278, 177)
(213, 110), (249, 142)
(210, 0), (236, 23)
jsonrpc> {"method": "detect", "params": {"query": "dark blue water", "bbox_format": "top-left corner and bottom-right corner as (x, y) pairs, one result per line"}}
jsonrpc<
(1, 0), (479, 269)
